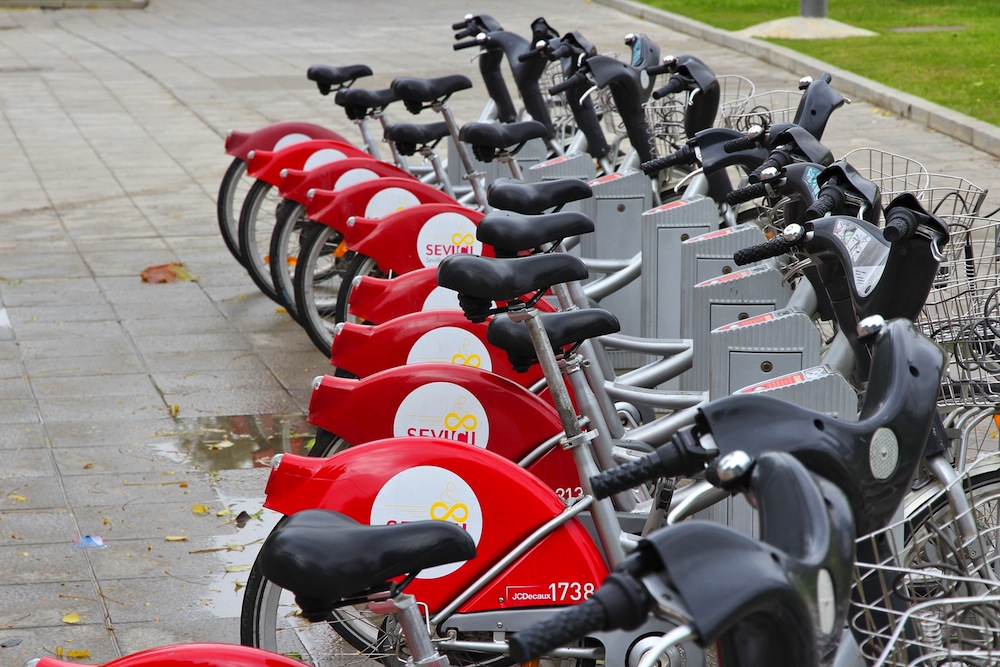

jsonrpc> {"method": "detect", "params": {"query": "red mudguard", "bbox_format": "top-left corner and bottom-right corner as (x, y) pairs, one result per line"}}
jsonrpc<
(34, 643), (307, 667)
(244, 139), (372, 185)
(276, 158), (414, 204)
(223, 121), (352, 160)
(305, 179), (456, 235)
(264, 441), (607, 612)
(330, 310), (543, 387)
(344, 204), (493, 275)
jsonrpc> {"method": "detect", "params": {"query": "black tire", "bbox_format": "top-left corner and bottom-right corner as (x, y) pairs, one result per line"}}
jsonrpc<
(268, 201), (313, 322)
(217, 158), (253, 265)
(310, 428), (351, 457)
(238, 179), (288, 304)
(334, 253), (389, 325)
(293, 223), (356, 356)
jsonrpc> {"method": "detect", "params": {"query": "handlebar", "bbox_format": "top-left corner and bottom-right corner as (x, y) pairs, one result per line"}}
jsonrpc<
(804, 188), (845, 220)
(640, 144), (695, 176)
(723, 131), (763, 154)
(549, 71), (586, 96)
(591, 429), (716, 499)
(451, 19), (468, 30)
(882, 207), (918, 242)
(651, 75), (685, 100)
(724, 181), (769, 207)
(733, 234), (796, 266)
(453, 38), (480, 51)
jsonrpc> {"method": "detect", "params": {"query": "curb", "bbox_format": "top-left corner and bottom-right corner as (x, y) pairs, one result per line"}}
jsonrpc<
(594, 0), (1000, 159)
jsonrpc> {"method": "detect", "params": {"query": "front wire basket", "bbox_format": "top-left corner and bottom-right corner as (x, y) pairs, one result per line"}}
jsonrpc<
(726, 89), (802, 134)
(918, 209), (999, 408)
(852, 456), (1000, 665)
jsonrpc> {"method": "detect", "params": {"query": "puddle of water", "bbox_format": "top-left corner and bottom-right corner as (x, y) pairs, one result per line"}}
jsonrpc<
(148, 414), (316, 471)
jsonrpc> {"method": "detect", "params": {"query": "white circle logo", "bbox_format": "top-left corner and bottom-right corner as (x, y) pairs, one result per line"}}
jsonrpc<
(303, 148), (348, 170)
(393, 382), (490, 449)
(371, 466), (482, 579)
(415, 212), (483, 267)
(334, 168), (379, 191)
(364, 187), (421, 218)
(272, 133), (311, 151)
(406, 327), (492, 371)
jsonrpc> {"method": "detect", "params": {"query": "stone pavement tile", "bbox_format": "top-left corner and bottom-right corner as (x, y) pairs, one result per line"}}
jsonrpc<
(60, 470), (214, 508)
(0, 619), (120, 666)
(0, 476), (67, 511)
(9, 304), (119, 329)
(0, 446), (56, 477)
(0, 276), (105, 307)
(30, 373), (160, 400)
(1, 542), (95, 585)
(151, 369), (291, 396)
(0, 251), (92, 280)
(35, 393), (167, 423)
(0, 508), (77, 545)
(23, 353), (146, 380)
(156, 388), (302, 420)
(112, 298), (228, 321)
(72, 500), (243, 542)
(52, 444), (194, 478)
(0, 421), (47, 450)
(45, 417), (180, 449)
(0, 579), (106, 628)
(128, 331), (252, 356)
(10, 319), (128, 342)
(141, 349), (272, 375)
(0, 399), (42, 424)
(121, 314), (235, 337)
(86, 536), (235, 581)
(0, 375), (33, 400)
(114, 617), (242, 657)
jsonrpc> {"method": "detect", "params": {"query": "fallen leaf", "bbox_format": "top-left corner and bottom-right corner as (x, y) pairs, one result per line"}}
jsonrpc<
(140, 263), (198, 284)
(207, 439), (235, 451)
(169, 405), (180, 417)
(7, 493), (26, 502)
(216, 509), (233, 518)
(83, 463), (94, 469)
(164, 535), (188, 542)
(233, 581), (246, 592)
(61, 612), (81, 624)
(224, 565), (251, 573)
(191, 504), (209, 515)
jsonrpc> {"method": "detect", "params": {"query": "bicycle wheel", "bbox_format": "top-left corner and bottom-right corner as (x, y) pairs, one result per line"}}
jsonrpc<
(217, 157), (253, 264)
(309, 428), (351, 457)
(238, 179), (288, 304)
(334, 253), (389, 324)
(269, 200), (312, 321)
(293, 223), (356, 356)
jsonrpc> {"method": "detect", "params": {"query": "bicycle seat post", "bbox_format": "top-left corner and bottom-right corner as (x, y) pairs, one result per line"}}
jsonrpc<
(432, 99), (490, 209)
(508, 300), (628, 566)
(369, 593), (449, 667)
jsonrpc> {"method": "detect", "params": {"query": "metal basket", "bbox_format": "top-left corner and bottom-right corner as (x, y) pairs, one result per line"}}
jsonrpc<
(842, 147), (931, 203)
(726, 89), (802, 133)
(917, 211), (1000, 407)
(851, 458), (1000, 665)
(644, 74), (756, 156)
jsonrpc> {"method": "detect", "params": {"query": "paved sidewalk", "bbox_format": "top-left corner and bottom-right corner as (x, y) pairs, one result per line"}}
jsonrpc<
(0, 1), (996, 665)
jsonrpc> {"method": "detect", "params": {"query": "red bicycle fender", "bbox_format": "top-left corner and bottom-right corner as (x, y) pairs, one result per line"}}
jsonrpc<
(277, 158), (413, 203)
(244, 139), (372, 184)
(305, 179), (456, 234)
(223, 121), (351, 160)
(33, 642), (307, 666)
(263, 440), (606, 612)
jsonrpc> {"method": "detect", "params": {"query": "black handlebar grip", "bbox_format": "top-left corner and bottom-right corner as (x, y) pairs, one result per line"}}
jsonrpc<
(453, 39), (480, 51)
(724, 134), (760, 154)
(454, 27), (474, 40)
(509, 596), (608, 664)
(640, 145), (694, 176)
(518, 48), (543, 63)
(734, 237), (792, 266)
(883, 208), (918, 243)
(724, 182), (769, 207)
(651, 76), (685, 100)
(804, 192), (840, 220)
(452, 20), (468, 30)
(591, 456), (664, 499)
(549, 72), (584, 96)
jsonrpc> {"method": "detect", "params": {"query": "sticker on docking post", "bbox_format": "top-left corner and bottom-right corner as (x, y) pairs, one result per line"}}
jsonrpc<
(393, 382), (490, 448)
(416, 212), (482, 267)
(406, 327), (492, 371)
(713, 312), (776, 333)
(833, 219), (889, 296)
(371, 466), (483, 578)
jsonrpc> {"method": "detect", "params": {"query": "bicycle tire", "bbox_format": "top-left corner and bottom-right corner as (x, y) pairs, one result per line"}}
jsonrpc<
(217, 157), (252, 265)
(334, 252), (389, 325)
(269, 201), (312, 321)
(238, 179), (290, 304)
(310, 428), (352, 458)
(293, 223), (355, 356)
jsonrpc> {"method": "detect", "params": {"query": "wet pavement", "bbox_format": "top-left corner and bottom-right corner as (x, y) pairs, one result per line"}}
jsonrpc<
(0, 0), (997, 665)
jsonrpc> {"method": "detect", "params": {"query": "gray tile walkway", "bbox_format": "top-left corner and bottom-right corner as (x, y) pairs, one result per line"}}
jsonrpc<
(0, 0), (997, 665)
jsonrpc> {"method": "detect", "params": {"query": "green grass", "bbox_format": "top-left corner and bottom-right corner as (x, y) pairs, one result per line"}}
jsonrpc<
(637, 0), (1000, 126)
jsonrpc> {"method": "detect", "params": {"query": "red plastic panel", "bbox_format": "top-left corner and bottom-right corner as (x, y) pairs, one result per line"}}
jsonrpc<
(223, 121), (352, 160)
(277, 158), (413, 204)
(244, 139), (372, 184)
